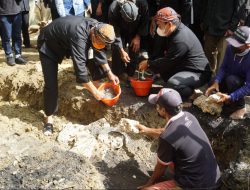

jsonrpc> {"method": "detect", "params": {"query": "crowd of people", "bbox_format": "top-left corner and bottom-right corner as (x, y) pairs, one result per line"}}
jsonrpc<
(1, 0), (250, 189)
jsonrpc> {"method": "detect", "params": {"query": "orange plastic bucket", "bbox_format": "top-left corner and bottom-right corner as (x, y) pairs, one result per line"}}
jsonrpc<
(98, 82), (121, 106)
(130, 78), (153, 96)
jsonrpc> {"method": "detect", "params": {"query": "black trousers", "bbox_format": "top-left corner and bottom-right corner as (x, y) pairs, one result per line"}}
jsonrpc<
(22, 11), (30, 47)
(40, 53), (59, 116)
(111, 34), (140, 77)
(220, 75), (246, 115)
(150, 34), (166, 60)
(40, 52), (106, 116)
(164, 71), (210, 100)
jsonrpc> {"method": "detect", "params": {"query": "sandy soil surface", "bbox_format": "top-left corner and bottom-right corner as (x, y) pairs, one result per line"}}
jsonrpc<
(0, 34), (158, 189)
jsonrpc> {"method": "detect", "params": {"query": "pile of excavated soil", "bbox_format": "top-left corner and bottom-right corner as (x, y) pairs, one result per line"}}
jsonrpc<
(0, 36), (250, 189)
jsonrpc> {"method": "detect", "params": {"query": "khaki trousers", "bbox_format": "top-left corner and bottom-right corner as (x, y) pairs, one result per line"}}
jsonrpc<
(204, 33), (227, 76)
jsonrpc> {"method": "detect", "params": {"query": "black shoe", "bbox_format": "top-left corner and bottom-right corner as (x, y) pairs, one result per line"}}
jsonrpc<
(6, 56), (15, 66)
(15, 56), (27, 65)
(43, 123), (53, 136)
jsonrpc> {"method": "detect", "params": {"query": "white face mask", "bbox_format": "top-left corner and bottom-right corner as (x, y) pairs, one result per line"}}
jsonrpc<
(237, 48), (250, 56)
(156, 27), (166, 37)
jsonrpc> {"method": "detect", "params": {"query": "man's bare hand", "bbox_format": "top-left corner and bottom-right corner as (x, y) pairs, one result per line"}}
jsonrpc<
(94, 90), (103, 101)
(138, 60), (148, 71)
(120, 50), (130, 64)
(216, 92), (230, 103)
(205, 82), (219, 96)
(130, 35), (141, 53)
(108, 72), (120, 85)
(136, 124), (149, 134)
(224, 29), (234, 37)
(96, 3), (102, 16)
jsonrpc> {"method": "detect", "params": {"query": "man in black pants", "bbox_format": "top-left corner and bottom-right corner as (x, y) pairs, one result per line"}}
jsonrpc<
(37, 16), (119, 135)
(137, 88), (221, 190)
(21, 0), (31, 48)
(108, 0), (149, 80)
(139, 7), (211, 101)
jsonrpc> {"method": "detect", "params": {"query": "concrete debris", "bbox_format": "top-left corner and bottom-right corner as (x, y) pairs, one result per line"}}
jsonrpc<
(193, 95), (223, 115)
(236, 162), (250, 170)
(57, 118), (148, 159)
(57, 118), (136, 159)
(207, 94), (221, 102)
(117, 118), (139, 134)
(57, 124), (97, 159)
(98, 131), (124, 149)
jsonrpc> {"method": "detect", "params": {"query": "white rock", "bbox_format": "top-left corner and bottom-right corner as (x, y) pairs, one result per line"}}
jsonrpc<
(118, 118), (139, 134)
(207, 94), (221, 102)
(57, 124), (97, 159)
(13, 160), (18, 166)
(70, 132), (97, 159)
(97, 131), (124, 149)
(109, 132), (124, 149)
(236, 162), (250, 170)
(193, 95), (223, 115)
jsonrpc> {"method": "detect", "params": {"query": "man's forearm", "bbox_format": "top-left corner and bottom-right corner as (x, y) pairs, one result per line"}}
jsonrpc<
(101, 63), (111, 74)
(83, 81), (97, 94)
(142, 127), (164, 138)
(147, 161), (167, 185)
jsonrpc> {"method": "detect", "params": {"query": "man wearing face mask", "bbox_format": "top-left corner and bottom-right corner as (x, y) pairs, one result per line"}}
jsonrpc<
(139, 7), (211, 101)
(37, 16), (119, 135)
(206, 26), (250, 120)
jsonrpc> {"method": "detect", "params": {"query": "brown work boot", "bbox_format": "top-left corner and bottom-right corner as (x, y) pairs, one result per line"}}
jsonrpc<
(230, 108), (246, 120)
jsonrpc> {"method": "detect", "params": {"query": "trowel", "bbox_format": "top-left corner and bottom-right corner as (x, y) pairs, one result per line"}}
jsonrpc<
(136, 70), (146, 81)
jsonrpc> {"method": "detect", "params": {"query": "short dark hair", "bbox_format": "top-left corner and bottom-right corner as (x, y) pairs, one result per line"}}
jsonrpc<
(158, 102), (182, 116)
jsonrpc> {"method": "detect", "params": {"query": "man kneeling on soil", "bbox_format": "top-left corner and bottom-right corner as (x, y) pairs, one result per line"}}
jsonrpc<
(37, 16), (119, 135)
(136, 88), (221, 190)
(206, 26), (250, 120)
(138, 7), (211, 102)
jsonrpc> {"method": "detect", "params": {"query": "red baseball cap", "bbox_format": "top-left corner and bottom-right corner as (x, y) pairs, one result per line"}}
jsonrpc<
(155, 7), (180, 23)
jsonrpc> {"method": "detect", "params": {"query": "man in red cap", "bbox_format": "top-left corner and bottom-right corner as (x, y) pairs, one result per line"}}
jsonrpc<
(139, 7), (211, 102)
(137, 88), (221, 190)
(206, 26), (250, 119)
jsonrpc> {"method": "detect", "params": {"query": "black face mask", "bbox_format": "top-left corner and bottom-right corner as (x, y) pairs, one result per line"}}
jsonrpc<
(232, 47), (243, 54)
